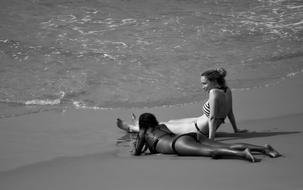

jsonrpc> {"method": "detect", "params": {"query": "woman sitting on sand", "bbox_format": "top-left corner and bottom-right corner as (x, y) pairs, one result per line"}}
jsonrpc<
(118, 68), (247, 140)
(125, 113), (280, 162)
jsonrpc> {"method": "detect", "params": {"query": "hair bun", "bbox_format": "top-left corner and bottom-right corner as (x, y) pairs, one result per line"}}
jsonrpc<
(216, 68), (226, 77)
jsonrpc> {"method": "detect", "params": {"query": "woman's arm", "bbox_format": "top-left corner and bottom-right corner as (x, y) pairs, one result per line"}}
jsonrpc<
(227, 92), (247, 133)
(208, 90), (221, 140)
(227, 110), (239, 133)
(228, 111), (248, 133)
(132, 129), (147, 156)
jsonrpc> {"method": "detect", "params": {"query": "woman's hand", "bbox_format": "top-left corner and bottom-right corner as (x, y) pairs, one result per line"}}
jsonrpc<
(132, 129), (147, 155)
(129, 139), (137, 154)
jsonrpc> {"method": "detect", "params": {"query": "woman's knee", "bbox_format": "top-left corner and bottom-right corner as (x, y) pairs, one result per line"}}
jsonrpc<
(167, 123), (196, 134)
(210, 150), (221, 159)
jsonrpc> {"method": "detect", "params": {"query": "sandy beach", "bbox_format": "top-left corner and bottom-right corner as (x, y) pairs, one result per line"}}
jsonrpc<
(1, 1), (303, 189)
(1, 73), (303, 190)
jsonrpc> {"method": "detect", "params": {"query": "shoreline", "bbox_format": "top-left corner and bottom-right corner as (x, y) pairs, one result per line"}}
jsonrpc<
(1, 73), (303, 171)
(0, 73), (303, 190)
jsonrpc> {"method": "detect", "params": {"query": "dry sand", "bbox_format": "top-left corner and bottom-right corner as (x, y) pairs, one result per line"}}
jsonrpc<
(1, 73), (303, 190)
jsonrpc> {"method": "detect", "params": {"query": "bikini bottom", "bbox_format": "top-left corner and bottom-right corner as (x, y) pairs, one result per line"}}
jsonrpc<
(194, 118), (225, 136)
(171, 132), (199, 155)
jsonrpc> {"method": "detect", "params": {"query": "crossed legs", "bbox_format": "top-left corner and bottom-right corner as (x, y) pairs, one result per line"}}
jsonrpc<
(173, 135), (257, 162)
(117, 114), (281, 161)
(196, 136), (281, 158)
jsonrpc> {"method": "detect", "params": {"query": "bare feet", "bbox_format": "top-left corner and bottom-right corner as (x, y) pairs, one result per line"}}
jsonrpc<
(244, 148), (260, 163)
(264, 144), (281, 158)
(116, 118), (139, 133)
(131, 113), (138, 126)
(117, 118), (130, 132)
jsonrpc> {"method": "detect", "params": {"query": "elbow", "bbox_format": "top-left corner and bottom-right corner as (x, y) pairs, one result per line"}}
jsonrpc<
(132, 150), (141, 156)
(209, 131), (215, 140)
(208, 119), (218, 139)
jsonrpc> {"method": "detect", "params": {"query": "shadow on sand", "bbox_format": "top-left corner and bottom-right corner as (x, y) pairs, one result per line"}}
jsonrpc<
(215, 130), (301, 142)
(116, 133), (137, 147)
(116, 130), (301, 145)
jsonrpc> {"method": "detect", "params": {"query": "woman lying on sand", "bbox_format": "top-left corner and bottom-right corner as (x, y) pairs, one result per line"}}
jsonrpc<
(118, 113), (281, 162)
(117, 68), (247, 140)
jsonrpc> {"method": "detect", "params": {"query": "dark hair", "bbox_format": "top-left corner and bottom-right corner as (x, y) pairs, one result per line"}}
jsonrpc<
(201, 68), (227, 88)
(138, 113), (159, 130)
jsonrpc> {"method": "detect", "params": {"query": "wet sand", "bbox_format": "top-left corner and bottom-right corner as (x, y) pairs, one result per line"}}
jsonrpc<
(1, 73), (303, 190)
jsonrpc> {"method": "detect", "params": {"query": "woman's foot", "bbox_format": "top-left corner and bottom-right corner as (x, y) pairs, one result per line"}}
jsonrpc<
(131, 113), (139, 126)
(244, 148), (259, 163)
(116, 118), (139, 133)
(264, 144), (281, 158)
(117, 118), (130, 131)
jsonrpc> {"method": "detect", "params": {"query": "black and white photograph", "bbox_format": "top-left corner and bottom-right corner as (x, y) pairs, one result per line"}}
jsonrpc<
(0, 0), (302, 189)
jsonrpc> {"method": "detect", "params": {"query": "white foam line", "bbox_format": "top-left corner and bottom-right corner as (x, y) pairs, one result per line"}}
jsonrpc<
(25, 92), (65, 106)
(25, 99), (61, 106)
(287, 5), (303, 9)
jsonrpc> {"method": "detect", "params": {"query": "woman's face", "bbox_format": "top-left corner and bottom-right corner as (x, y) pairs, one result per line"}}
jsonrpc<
(200, 76), (216, 92)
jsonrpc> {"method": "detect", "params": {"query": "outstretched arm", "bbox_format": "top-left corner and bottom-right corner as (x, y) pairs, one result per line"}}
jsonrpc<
(227, 101), (247, 133)
(227, 110), (240, 133)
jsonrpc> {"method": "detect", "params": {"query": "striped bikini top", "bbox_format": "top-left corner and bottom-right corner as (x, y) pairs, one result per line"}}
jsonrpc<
(202, 101), (210, 118)
(202, 87), (228, 119)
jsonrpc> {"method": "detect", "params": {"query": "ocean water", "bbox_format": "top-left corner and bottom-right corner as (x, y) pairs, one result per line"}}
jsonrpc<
(1, 0), (303, 118)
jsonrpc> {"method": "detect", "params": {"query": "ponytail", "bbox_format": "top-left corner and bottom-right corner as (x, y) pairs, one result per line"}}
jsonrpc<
(201, 68), (227, 88)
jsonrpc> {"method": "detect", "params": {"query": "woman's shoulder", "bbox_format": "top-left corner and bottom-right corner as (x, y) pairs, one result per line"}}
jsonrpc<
(210, 86), (231, 93)
(209, 88), (224, 96)
(209, 87), (232, 100)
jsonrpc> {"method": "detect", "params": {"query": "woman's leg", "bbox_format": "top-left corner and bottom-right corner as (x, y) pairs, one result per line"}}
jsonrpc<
(166, 117), (198, 123)
(117, 114), (207, 134)
(200, 139), (281, 158)
(164, 115), (208, 134)
(163, 121), (197, 134)
(228, 143), (281, 158)
(173, 135), (257, 162)
(116, 118), (197, 134)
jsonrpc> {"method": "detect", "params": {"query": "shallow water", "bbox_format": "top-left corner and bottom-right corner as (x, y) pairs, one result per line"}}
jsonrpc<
(1, 0), (303, 118)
